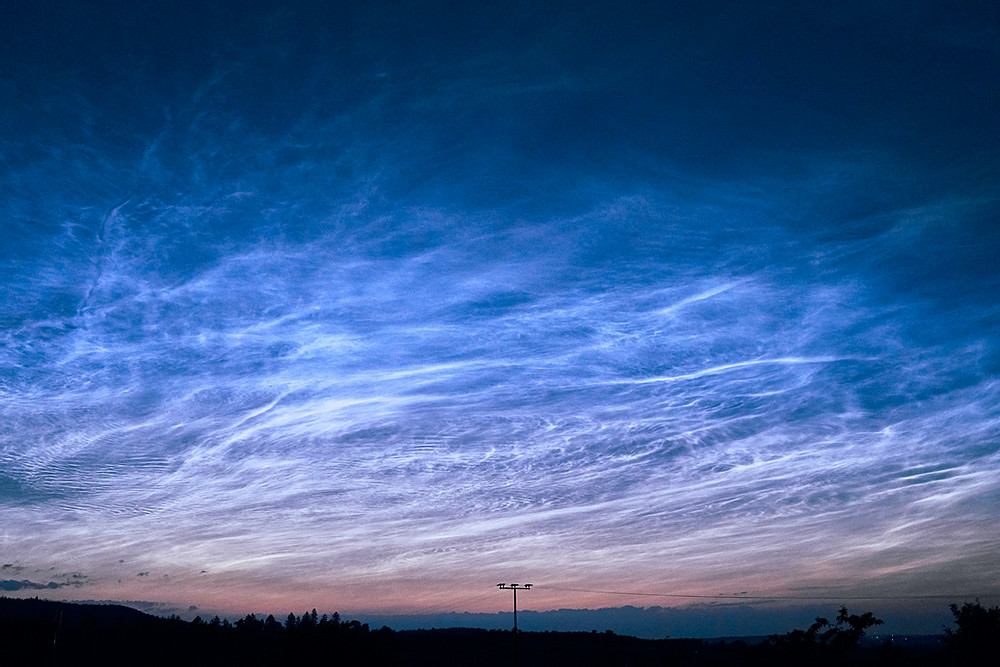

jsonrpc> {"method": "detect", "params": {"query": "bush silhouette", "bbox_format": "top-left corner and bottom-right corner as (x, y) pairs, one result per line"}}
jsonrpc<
(769, 605), (883, 660)
(945, 600), (1000, 657)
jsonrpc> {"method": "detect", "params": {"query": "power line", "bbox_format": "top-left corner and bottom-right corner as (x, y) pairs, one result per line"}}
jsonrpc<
(540, 585), (999, 602)
(497, 583), (532, 632)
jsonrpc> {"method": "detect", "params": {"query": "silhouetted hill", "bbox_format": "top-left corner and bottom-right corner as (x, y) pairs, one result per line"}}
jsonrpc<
(0, 597), (972, 666)
(0, 596), (174, 665)
(0, 595), (155, 627)
(388, 628), (696, 666)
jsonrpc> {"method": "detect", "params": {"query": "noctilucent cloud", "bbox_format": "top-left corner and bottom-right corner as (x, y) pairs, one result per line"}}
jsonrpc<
(2, 1), (998, 635)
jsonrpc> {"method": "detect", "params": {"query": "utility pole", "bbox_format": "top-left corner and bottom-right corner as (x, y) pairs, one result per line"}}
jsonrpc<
(497, 583), (532, 632)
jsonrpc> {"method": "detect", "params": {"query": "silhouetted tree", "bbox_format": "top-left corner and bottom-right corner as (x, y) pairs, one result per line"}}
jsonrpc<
(771, 606), (882, 656)
(945, 600), (1000, 657)
(236, 612), (265, 633)
(830, 606), (883, 649)
(264, 613), (282, 634)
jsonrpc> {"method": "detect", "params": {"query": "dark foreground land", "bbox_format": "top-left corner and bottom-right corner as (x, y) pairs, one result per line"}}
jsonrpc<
(1, 597), (991, 666)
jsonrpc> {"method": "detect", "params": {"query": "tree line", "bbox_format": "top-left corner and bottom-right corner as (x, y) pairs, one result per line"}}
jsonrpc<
(185, 607), (374, 636)
(1, 596), (996, 665)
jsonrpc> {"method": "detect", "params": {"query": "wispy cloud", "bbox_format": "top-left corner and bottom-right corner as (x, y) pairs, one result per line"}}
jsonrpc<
(1, 575), (87, 591)
(1, 1), (998, 635)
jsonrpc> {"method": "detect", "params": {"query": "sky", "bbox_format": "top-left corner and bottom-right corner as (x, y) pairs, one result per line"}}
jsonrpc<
(2, 0), (999, 638)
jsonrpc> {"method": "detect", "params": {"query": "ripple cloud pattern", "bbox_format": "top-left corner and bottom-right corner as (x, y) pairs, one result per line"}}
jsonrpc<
(2, 1), (998, 633)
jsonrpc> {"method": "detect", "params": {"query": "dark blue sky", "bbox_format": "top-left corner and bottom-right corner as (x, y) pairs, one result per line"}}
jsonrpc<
(2, 1), (998, 636)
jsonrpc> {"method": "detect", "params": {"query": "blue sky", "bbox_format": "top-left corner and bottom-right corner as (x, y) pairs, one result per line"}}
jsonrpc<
(2, 1), (998, 637)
